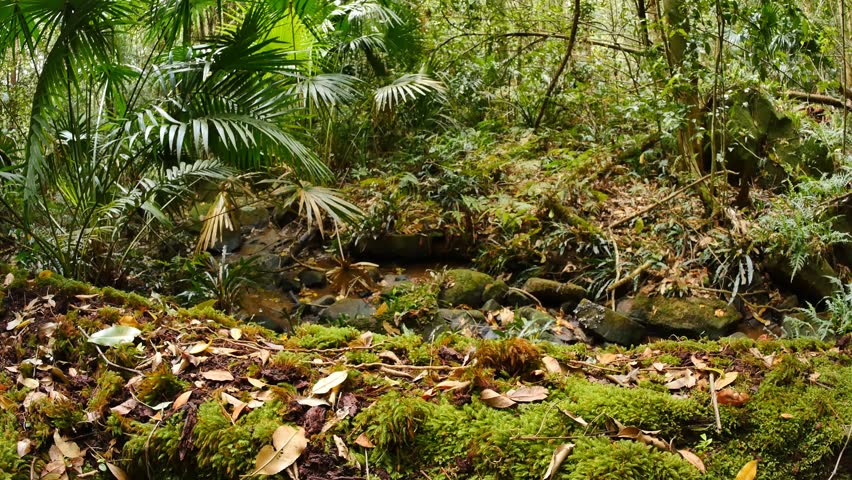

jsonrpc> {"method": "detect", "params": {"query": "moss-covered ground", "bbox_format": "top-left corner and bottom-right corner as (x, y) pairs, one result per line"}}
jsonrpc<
(1, 268), (850, 479)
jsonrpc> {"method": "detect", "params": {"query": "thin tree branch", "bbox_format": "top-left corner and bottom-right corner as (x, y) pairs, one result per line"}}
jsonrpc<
(533, 0), (582, 131)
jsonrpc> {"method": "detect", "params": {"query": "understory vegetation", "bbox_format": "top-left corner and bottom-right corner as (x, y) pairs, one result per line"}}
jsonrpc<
(1, 0), (852, 477)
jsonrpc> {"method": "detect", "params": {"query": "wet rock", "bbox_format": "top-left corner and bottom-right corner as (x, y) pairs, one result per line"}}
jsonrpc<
(438, 269), (497, 308)
(503, 288), (534, 307)
(435, 308), (487, 326)
(298, 269), (327, 288)
(522, 278), (586, 307)
(256, 254), (285, 273)
(620, 295), (741, 338)
(237, 205), (270, 229)
(319, 298), (376, 324)
(481, 299), (502, 312)
(517, 306), (557, 328)
(307, 294), (337, 315)
(276, 271), (301, 292)
(211, 228), (242, 253)
(764, 255), (840, 304)
(575, 299), (645, 346)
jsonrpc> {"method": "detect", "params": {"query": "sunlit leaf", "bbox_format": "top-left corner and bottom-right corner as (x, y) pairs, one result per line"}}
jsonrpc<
(88, 326), (141, 347)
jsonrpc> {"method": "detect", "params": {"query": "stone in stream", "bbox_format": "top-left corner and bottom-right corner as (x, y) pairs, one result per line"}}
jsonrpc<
(237, 205), (270, 229)
(522, 277), (586, 307)
(617, 295), (741, 338)
(575, 299), (645, 346)
(298, 269), (327, 288)
(319, 298), (378, 330)
(438, 269), (504, 308)
(480, 299), (502, 312)
(211, 228), (243, 253)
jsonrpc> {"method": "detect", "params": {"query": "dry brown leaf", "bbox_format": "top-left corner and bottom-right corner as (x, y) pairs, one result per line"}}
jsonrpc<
(435, 380), (471, 392)
(3, 273), (13, 287)
(560, 409), (588, 427)
(378, 351), (402, 364)
(187, 341), (210, 355)
(617, 426), (670, 451)
(251, 425), (308, 476)
(735, 459), (758, 480)
(230, 328), (242, 340)
(690, 355), (707, 369)
(480, 389), (516, 409)
(714, 371), (738, 391)
(678, 449), (706, 473)
(597, 353), (619, 365)
(607, 368), (640, 387)
(247, 378), (267, 389)
(359, 331), (373, 347)
(53, 431), (82, 459)
(173, 390), (192, 410)
(749, 347), (775, 368)
(312, 371), (348, 395)
(505, 386), (548, 403)
(355, 433), (375, 448)
(16, 439), (32, 457)
(106, 462), (129, 480)
(652, 362), (666, 372)
(717, 389), (750, 406)
(201, 370), (234, 382)
(542, 443), (574, 479)
(541, 356), (562, 373)
(110, 398), (137, 415)
(665, 371), (696, 390)
(332, 435), (359, 467)
(780, 413), (794, 419)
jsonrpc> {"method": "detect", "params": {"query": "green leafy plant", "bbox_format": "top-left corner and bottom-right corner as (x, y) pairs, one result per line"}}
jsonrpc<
(783, 278), (852, 340)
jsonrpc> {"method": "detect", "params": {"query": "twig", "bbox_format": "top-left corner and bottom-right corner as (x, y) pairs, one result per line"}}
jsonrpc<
(606, 260), (654, 293)
(609, 229), (620, 311)
(339, 362), (471, 371)
(608, 172), (720, 229)
(828, 423), (852, 480)
(709, 373), (722, 432)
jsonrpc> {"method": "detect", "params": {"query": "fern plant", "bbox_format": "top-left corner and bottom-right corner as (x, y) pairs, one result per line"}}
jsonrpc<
(783, 278), (852, 340)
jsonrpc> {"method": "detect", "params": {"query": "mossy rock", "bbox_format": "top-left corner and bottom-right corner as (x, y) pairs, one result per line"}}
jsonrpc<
(575, 299), (645, 346)
(764, 255), (840, 304)
(438, 269), (496, 308)
(622, 295), (741, 338)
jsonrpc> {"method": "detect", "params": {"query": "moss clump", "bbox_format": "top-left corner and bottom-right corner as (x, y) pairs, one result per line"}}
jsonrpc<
(0, 412), (24, 480)
(358, 392), (433, 466)
(134, 365), (187, 405)
(34, 270), (93, 296)
(87, 370), (126, 414)
(100, 286), (151, 309)
(289, 324), (359, 349)
(566, 437), (700, 479)
(475, 337), (540, 378)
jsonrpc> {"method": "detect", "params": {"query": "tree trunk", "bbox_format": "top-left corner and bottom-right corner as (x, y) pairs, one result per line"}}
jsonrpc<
(532, 0), (581, 131)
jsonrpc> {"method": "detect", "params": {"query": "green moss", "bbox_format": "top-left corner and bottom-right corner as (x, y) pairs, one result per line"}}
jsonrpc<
(134, 365), (188, 405)
(566, 437), (700, 479)
(0, 412), (25, 480)
(34, 270), (93, 296)
(358, 392), (433, 467)
(345, 350), (380, 364)
(100, 286), (151, 309)
(87, 370), (125, 414)
(289, 324), (359, 349)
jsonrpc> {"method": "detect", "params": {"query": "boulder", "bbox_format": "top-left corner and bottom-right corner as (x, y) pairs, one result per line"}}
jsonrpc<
(483, 279), (509, 303)
(516, 306), (557, 328)
(298, 269), (327, 288)
(320, 298), (376, 330)
(481, 299), (502, 312)
(438, 269), (498, 308)
(522, 277), (586, 306)
(237, 205), (270, 229)
(619, 295), (741, 338)
(764, 255), (840, 304)
(211, 228), (242, 254)
(575, 299), (645, 346)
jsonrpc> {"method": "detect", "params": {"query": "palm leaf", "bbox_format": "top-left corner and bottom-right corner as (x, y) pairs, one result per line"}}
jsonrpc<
(374, 73), (446, 111)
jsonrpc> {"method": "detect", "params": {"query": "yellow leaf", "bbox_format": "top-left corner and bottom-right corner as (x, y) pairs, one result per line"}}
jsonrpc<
(188, 341), (210, 355)
(173, 390), (193, 410)
(250, 426), (308, 476)
(375, 303), (388, 316)
(312, 371), (348, 396)
(541, 356), (562, 373)
(677, 449), (706, 473)
(201, 370), (234, 382)
(714, 371), (739, 391)
(735, 460), (758, 480)
(230, 328), (243, 340)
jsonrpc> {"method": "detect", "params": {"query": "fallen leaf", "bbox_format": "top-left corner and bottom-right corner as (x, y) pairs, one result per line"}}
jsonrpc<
(358, 331), (373, 347)
(187, 341), (210, 354)
(247, 378), (267, 389)
(749, 347), (775, 368)
(354, 433), (374, 448)
(735, 459), (758, 480)
(652, 362), (666, 372)
(88, 326), (141, 347)
(617, 426), (670, 450)
(542, 443), (574, 479)
(3, 272), (13, 287)
(717, 389), (750, 406)
(251, 425), (308, 476)
(665, 371), (696, 390)
(435, 380), (470, 392)
(596, 353), (619, 365)
(378, 350), (402, 364)
(607, 368), (640, 387)
(780, 413), (794, 419)
(541, 356), (562, 373)
(560, 409), (588, 426)
(18, 377), (39, 390)
(312, 371), (348, 396)
(690, 355), (707, 369)
(714, 308), (726, 317)
(714, 371), (738, 391)
(505, 386), (548, 403)
(173, 390), (193, 410)
(480, 389), (516, 409)
(297, 397), (331, 407)
(201, 370), (234, 382)
(16, 439), (32, 457)
(53, 431), (82, 459)
(333, 435), (359, 467)
(230, 328), (242, 340)
(106, 462), (129, 480)
(110, 398), (138, 415)
(678, 449), (706, 473)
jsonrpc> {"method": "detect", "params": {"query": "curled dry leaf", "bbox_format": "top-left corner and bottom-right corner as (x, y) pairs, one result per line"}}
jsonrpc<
(435, 380), (471, 392)
(714, 371), (738, 391)
(53, 431), (82, 459)
(312, 370), (348, 396)
(717, 389), (750, 406)
(111, 398), (137, 415)
(560, 409), (588, 427)
(735, 460), (758, 480)
(247, 378), (267, 389)
(3, 272), (13, 287)
(749, 347), (775, 368)
(616, 426), (670, 451)
(505, 386), (548, 403)
(378, 350), (402, 364)
(333, 435), (359, 467)
(480, 389), (516, 409)
(542, 443), (574, 479)
(541, 356), (562, 373)
(690, 355), (707, 369)
(16, 439), (32, 457)
(665, 371), (697, 390)
(251, 425), (308, 476)
(355, 433), (374, 448)
(201, 370), (234, 382)
(230, 328), (242, 340)
(106, 462), (130, 480)
(173, 390), (193, 410)
(607, 368), (640, 387)
(677, 450), (706, 473)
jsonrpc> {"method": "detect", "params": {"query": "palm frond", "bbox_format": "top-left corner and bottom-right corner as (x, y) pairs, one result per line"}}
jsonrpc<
(274, 181), (362, 236)
(288, 73), (361, 110)
(374, 73), (446, 111)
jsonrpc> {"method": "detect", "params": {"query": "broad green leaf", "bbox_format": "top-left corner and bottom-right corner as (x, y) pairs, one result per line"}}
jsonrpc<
(88, 326), (141, 347)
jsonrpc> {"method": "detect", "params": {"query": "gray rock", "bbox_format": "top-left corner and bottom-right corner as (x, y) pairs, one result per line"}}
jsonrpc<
(481, 299), (502, 312)
(308, 294), (337, 315)
(575, 299), (645, 346)
(503, 289), (534, 307)
(619, 295), (741, 338)
(438, 269), (496, 308)
(482, 280), (509, 303)
(276, 272), (301, 292)
(299, 269), (327, 288)
(380, 274), (412, 296)
(517, 306), (557, 328)
(435, 308), (487, 327)
(238, 205), (270, 228)
(764, 255), (841, 304)
(319, 298), (377, 330)
(212, 228), (242, 253)
(522, 278), (586, 306)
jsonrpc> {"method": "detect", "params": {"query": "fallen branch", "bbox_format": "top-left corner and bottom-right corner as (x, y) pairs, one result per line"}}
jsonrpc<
(785, 90), (852, 111)
(709, 373), (722, 432)
(606, 259), (655, 293)
(608, 172), (719, 229)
